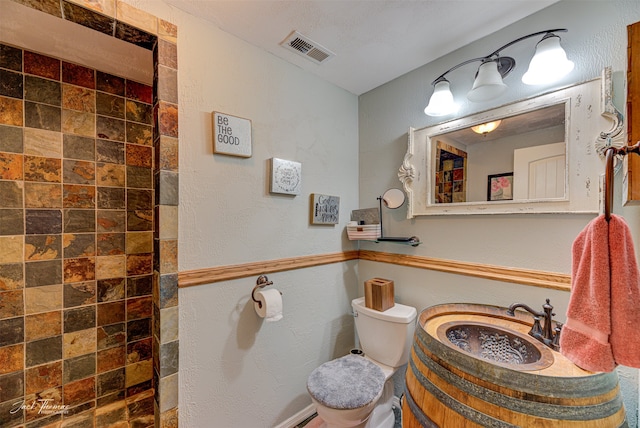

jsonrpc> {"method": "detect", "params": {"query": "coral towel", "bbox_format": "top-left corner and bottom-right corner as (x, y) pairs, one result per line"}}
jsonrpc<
(560, 214), (640, 372)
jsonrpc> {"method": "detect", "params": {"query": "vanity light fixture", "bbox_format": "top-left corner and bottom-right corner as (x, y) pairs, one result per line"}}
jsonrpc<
(424, 29), (574, 117)
(471, 120), (502, 135)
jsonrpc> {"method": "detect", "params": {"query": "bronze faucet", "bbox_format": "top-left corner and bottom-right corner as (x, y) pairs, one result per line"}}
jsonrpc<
(506, 298), (561, 350)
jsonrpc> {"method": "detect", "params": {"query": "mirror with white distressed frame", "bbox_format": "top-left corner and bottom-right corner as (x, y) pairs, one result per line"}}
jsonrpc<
(400, 73), (620, 217)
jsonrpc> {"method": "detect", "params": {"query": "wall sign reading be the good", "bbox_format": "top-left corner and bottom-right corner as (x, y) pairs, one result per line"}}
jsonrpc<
(212, 112), (252, 157)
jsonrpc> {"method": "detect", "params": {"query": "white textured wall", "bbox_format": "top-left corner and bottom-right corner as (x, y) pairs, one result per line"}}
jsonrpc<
(127, 1), (359, 426)
(359, 1), (640, 426)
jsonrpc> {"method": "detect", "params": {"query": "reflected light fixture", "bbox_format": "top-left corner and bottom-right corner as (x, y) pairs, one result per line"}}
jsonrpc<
(471, 120), (502, 135)
(424, 29), (574, 117)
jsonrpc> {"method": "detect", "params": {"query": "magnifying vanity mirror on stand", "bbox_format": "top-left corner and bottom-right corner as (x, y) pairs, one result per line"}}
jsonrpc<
(377, 189), (420, 246)
(399, 68), (624, 217)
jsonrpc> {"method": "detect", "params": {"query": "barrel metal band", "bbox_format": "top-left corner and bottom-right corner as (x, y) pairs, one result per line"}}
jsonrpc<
(403, 379), (439, 428)
(412, 337), (625, 421)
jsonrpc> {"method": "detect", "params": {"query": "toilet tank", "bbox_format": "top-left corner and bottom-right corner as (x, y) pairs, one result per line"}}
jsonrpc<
(352, 297), (417, 368)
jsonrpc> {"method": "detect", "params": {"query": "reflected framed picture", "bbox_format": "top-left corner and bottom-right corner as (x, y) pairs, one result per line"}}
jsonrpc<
(487, 172), (513, 201)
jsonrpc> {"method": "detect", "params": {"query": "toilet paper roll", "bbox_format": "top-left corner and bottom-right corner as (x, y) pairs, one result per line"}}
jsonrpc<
(253, 288), (283, 322)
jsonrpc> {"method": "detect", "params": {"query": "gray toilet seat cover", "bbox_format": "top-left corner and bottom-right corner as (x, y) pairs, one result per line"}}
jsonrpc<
(307, 354), (386, 410)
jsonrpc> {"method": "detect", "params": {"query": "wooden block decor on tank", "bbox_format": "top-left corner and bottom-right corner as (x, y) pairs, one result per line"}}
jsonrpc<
(364, 278), (394, 311)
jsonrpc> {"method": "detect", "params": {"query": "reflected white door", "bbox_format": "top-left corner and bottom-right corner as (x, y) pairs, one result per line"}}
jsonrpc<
(513, 142), (566, 200)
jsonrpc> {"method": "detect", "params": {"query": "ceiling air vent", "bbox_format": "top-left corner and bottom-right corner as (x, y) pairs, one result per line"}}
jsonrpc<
(280, 31), (335, 64)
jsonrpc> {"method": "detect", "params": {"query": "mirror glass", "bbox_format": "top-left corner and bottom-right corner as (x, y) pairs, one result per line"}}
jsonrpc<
(382, 188), (406, 209)
(401, 78), (609, 216)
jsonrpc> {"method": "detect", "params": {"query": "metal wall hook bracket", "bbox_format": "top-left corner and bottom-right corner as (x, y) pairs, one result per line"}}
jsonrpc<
(251, 274), (274, 308)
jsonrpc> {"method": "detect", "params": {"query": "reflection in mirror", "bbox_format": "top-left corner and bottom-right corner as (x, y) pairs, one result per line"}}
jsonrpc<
(381, 188), (406, 209)
(432, 103), (566, 204)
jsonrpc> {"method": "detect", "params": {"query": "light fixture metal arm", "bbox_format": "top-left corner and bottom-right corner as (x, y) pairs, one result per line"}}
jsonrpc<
(430, 28), (568, 86)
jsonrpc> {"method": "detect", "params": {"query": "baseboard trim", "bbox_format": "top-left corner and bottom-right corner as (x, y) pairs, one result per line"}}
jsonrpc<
(273, 404), (316, 428)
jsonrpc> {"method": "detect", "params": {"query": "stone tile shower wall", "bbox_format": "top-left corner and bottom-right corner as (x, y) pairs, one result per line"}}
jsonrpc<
(0, 1), (179, 427)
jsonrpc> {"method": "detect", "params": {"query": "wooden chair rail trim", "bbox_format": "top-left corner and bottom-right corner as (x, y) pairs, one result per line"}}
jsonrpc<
(178, 250), (571, 291)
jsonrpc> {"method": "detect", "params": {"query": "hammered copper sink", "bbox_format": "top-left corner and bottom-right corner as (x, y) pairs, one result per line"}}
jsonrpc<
(403, 303), (628, 427)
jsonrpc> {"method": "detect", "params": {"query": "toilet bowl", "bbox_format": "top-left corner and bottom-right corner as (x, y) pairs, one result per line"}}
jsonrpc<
(306, 298), (417, 428)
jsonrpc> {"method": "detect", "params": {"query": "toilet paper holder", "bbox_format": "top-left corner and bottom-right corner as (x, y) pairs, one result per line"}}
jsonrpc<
(251, 275), (279, 308)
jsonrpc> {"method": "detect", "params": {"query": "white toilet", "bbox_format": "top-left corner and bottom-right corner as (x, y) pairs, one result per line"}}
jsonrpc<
(306, 297), (417, 428)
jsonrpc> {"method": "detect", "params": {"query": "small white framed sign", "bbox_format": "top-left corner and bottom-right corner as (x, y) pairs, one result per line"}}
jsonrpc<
(212, 111), (252, 157)
(270, 158), (301, 195)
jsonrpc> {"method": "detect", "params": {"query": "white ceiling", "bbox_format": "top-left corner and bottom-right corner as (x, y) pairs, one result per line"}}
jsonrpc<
(164, 0), (560, 95)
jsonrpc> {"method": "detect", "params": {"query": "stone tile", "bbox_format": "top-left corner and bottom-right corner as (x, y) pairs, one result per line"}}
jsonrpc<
(22, 385), (63, 423)
(63, 306), (96, 333)
(63, 134), (95, 161)
(24, 311), (61, 341)
(96, 163), (125, 187)
(96, 92), (125, 119)
(117, 1), (157, 36)
(24, 234), (62, 260)
(159, 306), (178, 344)
(96, 139), (125, 164)
(97, 187), (125, 210)
(125, 144), (152, 169)
(126, 296), (151, 321)
(0, 209), (24, 235)
(24, 128), (62, 158)
(158, 19), (177, 42)
(62, 184), (95, 208)
(63, 281), (96, 308)
(24, 51), (60, 81)
(0, 180), (24, 207)
(63, 0), (114, 35)
(63, 353), (96, 384)
(158, 239), (177, 275)
(0, 289), (24, 318)
(126, 254), (152, 276)
(97, 345), (125, 373)
(25, 209), (62, 234)
(0, 370), (24, 403)
(160, 407), (178, 428)
(25, 361), (62, 394)
(97, 323), (125, 350)
(97, 277), (125, 302)
(157, 171), (178, 206)
(25, 259), (62, 287)
(158, 273), (177, 309)
(96, 389), (125, 408)
(158, 372), (178, 413)
(126, 318), (150, 343)
(126, 165), (152, 189)
(63, 328), (96, 359)
(0, 95), (23, 126)
(126, 81), (153, 105)
(62, 84), (95, 113)
(158, 101), (178, 138)
(25, 182), (63, 208)
(97, 210), (126, 232)
(124, 359), (152, 388)
(95, 399), (127, 427)
(157, 206), (177, 240)
(0, 69), (23, 99)
(126, 378), (152, 399)
(25, 335), (62, 367)
(97, 367), (124, 397)
(24, 75), (61, 105)
(24, 155), (62, 182)
(0, 124), (23, 153)
(62, 63), (95, 90)
(63, 258), (95, 283)
(115, 20), (156, 50)
(157, 65), (177, 104)
(96, 116), (125, 142)
(63, 376), (95, 407)
(96, 71), (125, 97)
(125, 100), (152, 125)
(159, 340), (178, 377)
(16, 0), (62, 16)
(157, 39), (177, 70)
(0, 263), (23, 290)
(126, 210), (152, 232)
(61, 109), (95, 137)
(0, 236), (24, 263)
(63, 233), (96, 258)
(63, 160), (95, 184)
(59, 408), (93, 427)
(126, 337), (151, 364)
(97, 233), (125, 256)
(24, 285), (62, 314)
(126, 232), (152, 255)
(97, 302), (125, 327)
(157, 135), (178, 172)
(126, 275), (152, 298)
(95, 255), (126, 280)
(0, 151), (23, 180)
(126, 388), (154, 421)
(0, 395), (24, 426)
(127, 189), (152, 210)
(63, 209), (96, 233)
(0, 343), (24, 375)
(0, 316), (24, 347)
(25, 102), (61, 132)
(125, 122), (152, 146)
(63, 399), (95, 420)
(0, 44), (23, 72)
